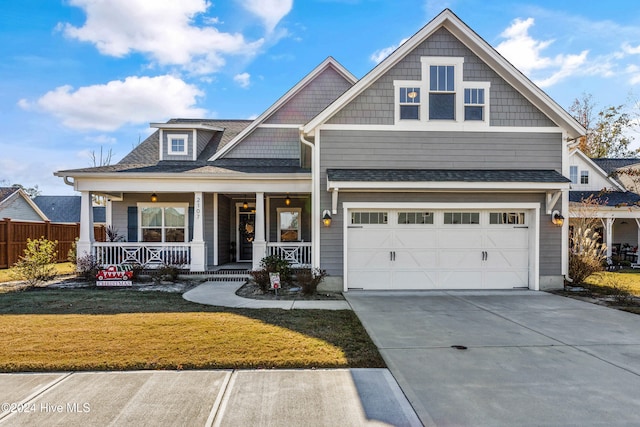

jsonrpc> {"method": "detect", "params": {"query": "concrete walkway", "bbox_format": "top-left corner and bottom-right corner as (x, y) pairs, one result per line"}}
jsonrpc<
(0, 369), (421, 426)
(346, 290), (640, 426)
(183, 281), (351, 310)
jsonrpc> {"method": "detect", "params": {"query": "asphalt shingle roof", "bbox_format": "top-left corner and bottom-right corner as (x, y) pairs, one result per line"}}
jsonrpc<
(33, 196), (106, 223)
(569, 190), (640, 207)
(0, 187), (19, 203)
(326, 169), (570, 183)
(592, 158), (640, 175)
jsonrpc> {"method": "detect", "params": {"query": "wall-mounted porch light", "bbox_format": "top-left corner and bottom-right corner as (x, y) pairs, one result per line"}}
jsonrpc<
(551, 210), (564, 227)
(285, 194), (291, 206)
(322, 210), (332, 227)
(242, 195), (248, 210)
(150, 193), (158, 203)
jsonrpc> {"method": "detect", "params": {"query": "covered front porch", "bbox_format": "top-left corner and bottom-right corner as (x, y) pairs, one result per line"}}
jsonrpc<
(77, 190), (314, 272)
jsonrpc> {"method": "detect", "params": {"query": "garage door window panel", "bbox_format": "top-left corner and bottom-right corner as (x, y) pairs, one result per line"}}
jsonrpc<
(489, 212), (526, 225)
(351, 212), (388, 225)
(443, 212), (480, 225)
(398, 212), (434, 225)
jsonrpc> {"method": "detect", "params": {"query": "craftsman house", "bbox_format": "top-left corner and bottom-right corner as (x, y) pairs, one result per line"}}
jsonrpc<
(55, 9), (584, 291)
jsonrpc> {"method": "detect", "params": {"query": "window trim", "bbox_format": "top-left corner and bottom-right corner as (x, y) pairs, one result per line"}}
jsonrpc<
(569, 165), (578, 184)
(137, 202), (189, 243)
(580, 170), (589, 184)
(277, 207), (302, 242)
(167, 133), (189, 155)
(423, 57), (464, 122)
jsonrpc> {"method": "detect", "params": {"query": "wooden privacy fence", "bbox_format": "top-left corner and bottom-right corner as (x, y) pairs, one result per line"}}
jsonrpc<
(0, 218), (106, 269)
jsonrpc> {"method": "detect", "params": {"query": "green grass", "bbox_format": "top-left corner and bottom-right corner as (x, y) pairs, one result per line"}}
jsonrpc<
(0, 262), (76, 284)
(0, 288), (385, 372)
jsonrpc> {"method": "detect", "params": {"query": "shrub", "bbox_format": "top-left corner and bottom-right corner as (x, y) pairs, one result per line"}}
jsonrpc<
(152, 263), (181, 284)
(569, 226), (606, 284)
(296, 268), (328, 296)
(260, 254), (292, 285)
(249, 269), (271, 293)
(11, 237), (58, 286)
(76, 253), (100, 281)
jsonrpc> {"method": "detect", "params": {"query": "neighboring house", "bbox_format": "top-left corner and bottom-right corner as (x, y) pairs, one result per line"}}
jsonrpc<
(568, 149), (640, 258)
(0, 187), (48, 222)
(33, 196), (106, 224)
(54, 9), (585, 291)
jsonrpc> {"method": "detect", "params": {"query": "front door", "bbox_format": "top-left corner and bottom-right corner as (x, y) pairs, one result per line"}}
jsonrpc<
(238, 211), (255, 262)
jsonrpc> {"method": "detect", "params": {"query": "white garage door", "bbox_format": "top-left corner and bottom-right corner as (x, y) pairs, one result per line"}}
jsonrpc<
(347, 210), (530, 290)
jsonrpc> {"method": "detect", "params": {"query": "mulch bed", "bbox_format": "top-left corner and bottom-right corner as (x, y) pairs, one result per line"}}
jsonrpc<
(236, 281), (344, 301)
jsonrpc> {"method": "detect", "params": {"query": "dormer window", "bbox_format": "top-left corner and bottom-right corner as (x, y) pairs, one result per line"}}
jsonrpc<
(429, 65), (455, 120)
(399, 87), (421, 120)
(168, 134), (188, 155)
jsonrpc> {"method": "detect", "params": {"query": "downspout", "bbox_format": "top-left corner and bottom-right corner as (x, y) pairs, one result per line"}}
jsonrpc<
(300, 128), (319, 269)
(563, 135), (581, 286)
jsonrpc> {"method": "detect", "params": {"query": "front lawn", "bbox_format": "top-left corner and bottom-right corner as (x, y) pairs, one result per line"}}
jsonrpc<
(583, 270), (640, 296)
(0, 288), (384, 372)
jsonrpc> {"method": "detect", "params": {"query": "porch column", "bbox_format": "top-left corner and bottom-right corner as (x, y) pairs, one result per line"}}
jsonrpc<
(77, 191), (94, 259)
(213, 193), (219, 266)
(605, 217), (614, 259)
(190, 192), (206, 271)
(252, 192), (267, 270)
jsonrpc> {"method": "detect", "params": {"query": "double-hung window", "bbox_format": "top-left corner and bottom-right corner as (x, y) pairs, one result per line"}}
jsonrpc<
(569, 166), (578, 184)
(139, 204), (188, 242)
(429, 65), (455, 120)
(580, 170), (589, 184)
(277, 208), (301, 242)
(399, 87), (421, 120)
(464, 88), (485, 121)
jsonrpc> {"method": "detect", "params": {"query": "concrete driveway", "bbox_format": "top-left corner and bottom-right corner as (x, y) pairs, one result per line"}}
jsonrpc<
(345, 290), (640, 426)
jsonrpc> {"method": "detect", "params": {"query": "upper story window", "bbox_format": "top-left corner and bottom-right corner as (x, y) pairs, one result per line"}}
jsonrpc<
(399, 87), (421, 120)
(464, 88), (485, 121)
(429, 65), (455, 120)
(580, 170), (589, 184)
(168, 134), (188, 155)
(394, 57), (489, 127)
(569, 166), (578, 184)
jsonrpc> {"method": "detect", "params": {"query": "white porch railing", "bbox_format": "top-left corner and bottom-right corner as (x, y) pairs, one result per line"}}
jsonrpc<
(93, 242), (191, 268)
(266, 242), (312, 267)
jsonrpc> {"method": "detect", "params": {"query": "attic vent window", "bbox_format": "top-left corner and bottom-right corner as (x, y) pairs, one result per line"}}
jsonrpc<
(168, 134), (188, 155)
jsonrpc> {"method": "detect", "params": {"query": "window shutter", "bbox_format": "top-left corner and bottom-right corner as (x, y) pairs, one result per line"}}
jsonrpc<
(127, 206), (138, 242)
(188, 207), (194, 241)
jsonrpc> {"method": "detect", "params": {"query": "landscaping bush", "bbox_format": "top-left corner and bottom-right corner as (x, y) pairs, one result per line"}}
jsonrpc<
(296, 268), (328, 296)
(249, 268), (271, 293)
(260, 254), (292, 285)
(569, 226), (606, 284)
(76, 253), (100, 281)
(11, 237), (58, 286)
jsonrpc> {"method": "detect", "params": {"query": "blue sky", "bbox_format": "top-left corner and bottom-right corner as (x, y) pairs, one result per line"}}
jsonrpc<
(2, 0), (640, 195)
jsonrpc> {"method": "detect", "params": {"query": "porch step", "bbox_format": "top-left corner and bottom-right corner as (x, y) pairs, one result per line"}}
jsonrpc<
(182, 269), (251, 282)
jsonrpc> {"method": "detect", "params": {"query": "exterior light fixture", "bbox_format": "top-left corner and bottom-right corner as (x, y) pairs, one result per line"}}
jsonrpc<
(151, 193), (158, 203)
(322, 210), (332, 227)
(285, 194), (291, 206)
(551, 210), (564, 227)
(242, 195), (248, 210)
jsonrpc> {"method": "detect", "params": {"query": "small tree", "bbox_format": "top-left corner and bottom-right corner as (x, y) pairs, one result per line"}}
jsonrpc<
(11, 237), (58, 286)
(569, 195), (607, 284)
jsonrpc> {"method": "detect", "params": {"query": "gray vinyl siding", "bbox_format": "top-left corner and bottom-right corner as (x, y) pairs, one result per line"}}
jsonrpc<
(162, 131), (193, 161)
(320, 130), (562, 170)
(268, 196), (311, 243)
(225, 127), (300, 159)
(265, 66), (353, 124)
(197, 130), (214, 158)
(318, 191), (561, 277)
(217, 195), (231, 265)
(327, 27), (555, 127)
(0, 197), (42, 221)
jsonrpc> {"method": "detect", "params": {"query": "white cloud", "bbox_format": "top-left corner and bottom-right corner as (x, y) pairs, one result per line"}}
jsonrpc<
(622, 42), (640, 55)
(370, 38), (409, 64)
(234, 72), (251, 88)
(496, 17), (589, 87)
(240, 0), (293, 33)
(61, 0), (264, 75)
(19, 75), (207, 131)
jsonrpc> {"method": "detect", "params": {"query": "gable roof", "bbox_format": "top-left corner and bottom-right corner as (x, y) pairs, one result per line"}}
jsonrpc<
(591, 158), (640, 176)
(33, 196), (106, 223)
(569, 190), (640, 207)
(210, 57), (357, 161)
(569, 149), (626, 191)
(303, 9), (585, 139)
(0, 187), (48, 221)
